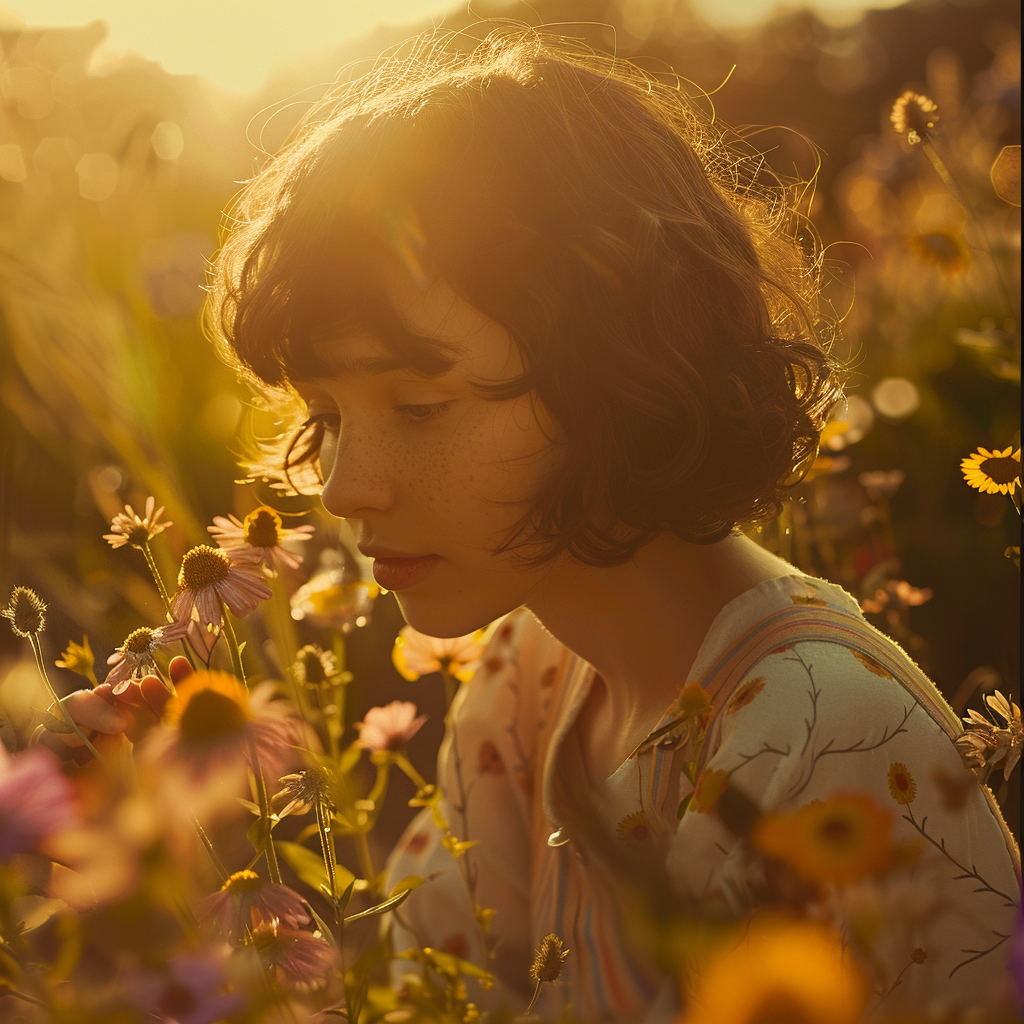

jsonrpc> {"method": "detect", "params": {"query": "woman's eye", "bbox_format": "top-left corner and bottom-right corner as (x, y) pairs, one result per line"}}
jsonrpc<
(396, 401), (452, 423)
(305, 411), (340, 433)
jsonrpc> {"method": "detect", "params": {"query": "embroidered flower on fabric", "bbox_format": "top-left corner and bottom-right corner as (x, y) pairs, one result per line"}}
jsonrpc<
(848, 648), (894, 680)
(477, 740), (505, 775)
(404, 830), (430, 856)
(726, 677), (766, 716)
(615, 811), (651, 841)
(887, 762), (917, 805)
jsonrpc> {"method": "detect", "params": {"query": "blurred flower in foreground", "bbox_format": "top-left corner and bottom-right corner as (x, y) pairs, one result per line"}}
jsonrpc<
(250, 917), (337, 988)
(290, 558), (378, 632)
(104, 622), (190, 694)
(858, 469), (905, 501)
(906, 230), (970, 277)
(860, 578), (933, 618)
(392, 625), (488, 683)
(2, 585), (46, 637)
(292, 645), (340, 689)
(680, 920), (867, 1024)
(890, 90), (939, 145)
(753, 792), (895, 886)
(198, 868), (310, 941)
(0, 745), (77, 860)
(103, 496), (172, 549)
(960, 446), (1021, 496)
(357, 701), (427, 752)
(172, 546), (272, 655)
(129, 948), (245, 1024)
(144, 671), (304, 813)
(207, 506), (315, 575)
(55, 635), (97, 685)
(956, 691), (1022, 782)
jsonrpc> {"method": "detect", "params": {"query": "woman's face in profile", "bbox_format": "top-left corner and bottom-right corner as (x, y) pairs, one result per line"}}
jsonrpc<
(295, 273), (565, 637)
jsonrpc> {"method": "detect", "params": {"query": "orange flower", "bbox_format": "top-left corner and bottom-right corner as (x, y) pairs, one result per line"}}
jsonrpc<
(753, 793), (894, 886)
(726, 678), (765, 716)
(615, 811), (651, 841)
(887, 762), (916, 805)
(392, 624), (488, 683)
(681, 919), (867, 1024)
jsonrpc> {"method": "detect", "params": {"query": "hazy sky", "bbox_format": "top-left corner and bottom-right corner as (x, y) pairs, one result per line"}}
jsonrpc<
(6, 0), (909, 93)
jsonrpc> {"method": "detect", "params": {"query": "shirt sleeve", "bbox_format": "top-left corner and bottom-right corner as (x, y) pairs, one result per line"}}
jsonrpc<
(384, 609), (565, 1005)
(665, 639), (1021, 1017)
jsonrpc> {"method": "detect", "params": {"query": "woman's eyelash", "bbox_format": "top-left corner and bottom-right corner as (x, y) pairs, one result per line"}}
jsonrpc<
(396, 401), (452, 422)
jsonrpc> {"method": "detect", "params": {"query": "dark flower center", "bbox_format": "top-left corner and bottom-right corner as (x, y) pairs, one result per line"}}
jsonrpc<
(296, 645), (328, 685)
(222, 869), (261, 894)
(818, 816), (855, 846)
(178, 688), (249, 745)
(123, 627), (156, 654)
(244, 509), (282, 549)
(179, 546), (231, 592)
(127, 522), (151, 546)
(979, 456), (1020, 485)
(748, 992), (815, 1024)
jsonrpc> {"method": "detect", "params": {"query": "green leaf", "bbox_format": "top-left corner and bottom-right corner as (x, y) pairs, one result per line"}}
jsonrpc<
(388, 875), (425, 899)
(676, 795), (691, 820)
(276, 840), (355, 898)
(247, 816), (271, 855)
(236, 798), (261, 816)
(338, 740), (362, 776)
(34, 706), (74, 735)
(343, 886), (413, 925)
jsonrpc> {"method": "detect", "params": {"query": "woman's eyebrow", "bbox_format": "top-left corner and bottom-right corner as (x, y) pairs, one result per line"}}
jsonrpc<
(309, 350), (459, 381)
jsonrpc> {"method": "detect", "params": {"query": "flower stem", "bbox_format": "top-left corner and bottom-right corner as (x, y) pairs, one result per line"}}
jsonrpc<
(248, 739), (282, 884)
(394, 752), (428, 791)
(219, 599), (246, 685)
(315, 799), (339, 913)
(353, 829), (376, 891)
(29, 635), (110, 768)
(142, 542), (196, 670)
(192, 815), (229, 882)
(525, 980), (543, 1016)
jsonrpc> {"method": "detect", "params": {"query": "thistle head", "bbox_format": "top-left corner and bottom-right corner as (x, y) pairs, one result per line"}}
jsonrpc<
(529, 933), (569, 984)
(2, 586), (46, 638)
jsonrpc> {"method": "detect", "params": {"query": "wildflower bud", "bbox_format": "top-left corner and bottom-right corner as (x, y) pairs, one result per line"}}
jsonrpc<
(529, 933), (569, 984)
(890, 91), (939, 144)
(2, 586), (47, 638)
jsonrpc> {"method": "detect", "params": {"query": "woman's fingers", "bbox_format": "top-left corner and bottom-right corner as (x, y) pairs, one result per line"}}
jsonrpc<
(168, 656), (193, 686)
(139, 674), (172, 718)
(54, 688), (128, 736)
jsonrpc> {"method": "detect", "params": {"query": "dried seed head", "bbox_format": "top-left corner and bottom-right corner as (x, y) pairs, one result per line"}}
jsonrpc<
(890, 91), (939, 144)
(179, 545), (231, 592)
(277, 764), (336, 813)
(2, 586), (47, 638)
(529, 933), (569, 984)
(243, 507), (284, 549)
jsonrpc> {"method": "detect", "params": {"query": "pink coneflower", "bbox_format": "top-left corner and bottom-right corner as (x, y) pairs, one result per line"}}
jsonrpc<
(208, 506), (315, 575)
(0, 746), (77, 860)
(142, 671), (306, 817)
(103, 496), (172, 549)
(357, 701), (427, 753)
(250, 917), (337, 989)
(198, 869), (309, 941)
(104, 622), (190, 694)
(171, 545), (272, 656)
(391, 625), (488, 684)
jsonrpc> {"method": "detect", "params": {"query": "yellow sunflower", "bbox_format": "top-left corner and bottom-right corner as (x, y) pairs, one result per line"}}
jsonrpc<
(960, 446), (1021, 496)
(753, 792), (894, 886)
(615, 810), (652, 841)
(681, 919), (867, 1024)
(887, 762), (916, 805)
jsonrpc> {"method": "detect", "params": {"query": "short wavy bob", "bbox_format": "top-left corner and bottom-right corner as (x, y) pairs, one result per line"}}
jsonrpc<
(208, 25), (845, 567)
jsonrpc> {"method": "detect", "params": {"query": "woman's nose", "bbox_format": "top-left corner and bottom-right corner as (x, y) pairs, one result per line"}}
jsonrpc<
(319, 430), (396, 519)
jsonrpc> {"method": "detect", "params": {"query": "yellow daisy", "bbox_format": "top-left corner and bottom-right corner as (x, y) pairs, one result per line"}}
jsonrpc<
(848, 648), (894, 680)
(906, 231), (970, 277)
(615, 810), (651, 841)
(726, 677), (765, 716)
(887, 762), (916, 805)
(960, 446), (1020, 496)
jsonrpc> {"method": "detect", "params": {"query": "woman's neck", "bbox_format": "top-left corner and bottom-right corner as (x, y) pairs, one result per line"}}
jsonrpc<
(524, 531), (798, 771)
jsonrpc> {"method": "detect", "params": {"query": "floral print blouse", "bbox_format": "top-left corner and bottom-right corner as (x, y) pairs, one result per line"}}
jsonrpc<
(385, 573), (1021, 1021)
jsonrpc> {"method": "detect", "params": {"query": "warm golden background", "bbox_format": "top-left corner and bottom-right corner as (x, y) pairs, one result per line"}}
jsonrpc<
(1, 0), (1019, 846)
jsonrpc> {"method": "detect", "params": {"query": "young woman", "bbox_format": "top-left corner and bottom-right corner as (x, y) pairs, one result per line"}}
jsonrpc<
(154, 25), (1024, 1020)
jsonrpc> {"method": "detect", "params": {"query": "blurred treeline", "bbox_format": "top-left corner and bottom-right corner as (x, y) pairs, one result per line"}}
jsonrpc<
(0, 0), (1019, 837)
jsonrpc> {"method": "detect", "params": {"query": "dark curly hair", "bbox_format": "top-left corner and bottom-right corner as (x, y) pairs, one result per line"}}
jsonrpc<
(208, 25), (845, 567)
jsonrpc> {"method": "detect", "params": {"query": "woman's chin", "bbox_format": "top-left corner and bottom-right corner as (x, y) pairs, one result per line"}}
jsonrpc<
(395, 592), (508, 640)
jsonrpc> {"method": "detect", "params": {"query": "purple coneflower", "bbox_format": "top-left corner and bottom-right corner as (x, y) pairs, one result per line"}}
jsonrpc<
(198, 868), (309, 941)
(104, 622), (190, 694)
(208, 506), (314, 575)
(142, 671), (306, 816)
(171, 545), (272, 656)
(103, 496), (172, 549)
(0, 746), (77, 860)
(357, 701), (427, 753)
(129, 948), (245, 1024)
(250, 917), (337, 989)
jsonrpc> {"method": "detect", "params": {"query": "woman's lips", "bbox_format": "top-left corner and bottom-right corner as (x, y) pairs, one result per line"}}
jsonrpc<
(370, 554), (441, 591)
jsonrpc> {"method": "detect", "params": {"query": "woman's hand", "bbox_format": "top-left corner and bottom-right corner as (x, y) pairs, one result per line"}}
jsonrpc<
(33, 656), (192, 763)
